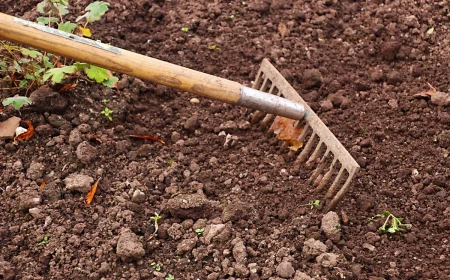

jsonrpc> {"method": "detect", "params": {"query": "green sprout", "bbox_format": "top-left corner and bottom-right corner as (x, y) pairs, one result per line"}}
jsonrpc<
(150, 262), (162, 272)
(229, 15), (235, 19)
(209, 45), (220, 51)
(101, 99), (109, 104)
(195, 228), (205, 235)
(302, 200), (320, 209)
(2, 96), (32, 112)
(165, 274), (174, 280)
(181, 27), (189, 32)
(168, 159), (174, 166)
(101, 107), (113, 121)
(368, 211), (411, 234)
(38, 236), (49, 245)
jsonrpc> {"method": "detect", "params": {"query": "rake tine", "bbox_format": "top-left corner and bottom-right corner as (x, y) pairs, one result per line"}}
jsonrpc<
(325, 166), (345, 199)
(315, 158), (337, 193)
(296, 132), (317, 164)
(308, 149), (330, 185)
(305, 140), (324, 167)
(325, 172), (355, 212)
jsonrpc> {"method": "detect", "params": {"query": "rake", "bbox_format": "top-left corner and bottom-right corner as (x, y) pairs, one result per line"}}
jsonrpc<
(0, 13), (359, 211)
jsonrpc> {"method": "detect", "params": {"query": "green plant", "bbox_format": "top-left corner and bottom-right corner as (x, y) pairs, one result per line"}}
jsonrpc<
(100, 107), (113, 121)
(229, 15), (235, 19)
(195, 228), (205, 235)
(165, 274), (174, 280)
(368, 211), (411, 233)
(2, 96), (32, 112)
(168, 159), (174, 166)
(301, 200), (320, 209)
(181, 27), (189, 32)
(101, 99), (109, 104)
(209, 45), (220, 51)
(0, 0), (117, 99)
(38, 236), (49, 245)
(150, 262), (162, 272)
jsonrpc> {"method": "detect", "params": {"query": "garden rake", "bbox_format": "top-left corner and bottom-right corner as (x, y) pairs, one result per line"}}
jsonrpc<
(0, 12), (359, 211)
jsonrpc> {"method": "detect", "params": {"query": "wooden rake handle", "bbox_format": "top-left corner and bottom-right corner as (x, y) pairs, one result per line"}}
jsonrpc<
(0, 12), (305, 120)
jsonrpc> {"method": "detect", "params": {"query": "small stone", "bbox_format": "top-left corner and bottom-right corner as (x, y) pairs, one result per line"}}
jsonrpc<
(26, 161), (44, 180)
(238, 121), (251, 130)
(0, 117), (21, 140)
(29, 207), (44, 219)
(431, 91), (450, 107)
(176, 237), (197, 255)
(219, 120), (238, 133)
(98, 262), (110, 274)
(388, 99), (398, 109)
(131, 189), (146, 203)
(166, 192), (222, 219)
(69, 129), (83, 146)
(319, 100), (333, 111)
(190, 98), (200, 104)
(203, 224), (226, 244)
(233, 240), (248, 263)
(316, 253), (339, 268)
(321, 211), (341, 242)
(64, 173), (94, 193)
(116, 228), (145, 262)
(302, 238), (327, 259)
(276, 261), (295, 278)
(437, 131), (450, 148)
(184, 115), (199, 131)
(303, 69), (323, 89)
(19, 191), (41, 211)
(47, 114), (68, 128)
(363, 242), (376, 251)
(76, 141), (98, 164)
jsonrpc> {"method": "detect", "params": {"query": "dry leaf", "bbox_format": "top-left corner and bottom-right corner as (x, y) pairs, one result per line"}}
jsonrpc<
(84, 178), (100, 205)
(271, 116), (304, 151)
(39, 171), (55, 191)
(14, 120), (34, 142)
(413, 83), (437, 99)
(78, 26), (92, 37)
(59, 83), (77, 93)
(278, 22), (289, 39)
(130, 135), (166, 145)
(106, 70), (120, 93)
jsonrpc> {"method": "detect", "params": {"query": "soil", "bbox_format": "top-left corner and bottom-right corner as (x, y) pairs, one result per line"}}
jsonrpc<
(1, 0), (450, 279)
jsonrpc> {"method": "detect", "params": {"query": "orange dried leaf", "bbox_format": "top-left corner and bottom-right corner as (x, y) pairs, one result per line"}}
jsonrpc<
(271, 116), (304, 151)
(39, 171), (55, 191)
(39, 181), (46, 191)
(414, 83), (437, 99)
(14, 120), (34, 141)
(59, 83), (77, 93)
(130, 135), (166, 145)
(84, 178), (100, 205)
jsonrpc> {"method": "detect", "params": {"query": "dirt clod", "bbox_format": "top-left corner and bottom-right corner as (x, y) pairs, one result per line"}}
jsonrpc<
(321, 211), (341, 242)
(116, 228), (145, 262)
(76, 141), (98, 164)
(276, 260), (295, 278)
(166, 191), (222, 219)
(64, 173), (94, 193)
(29, 85), (68, 113)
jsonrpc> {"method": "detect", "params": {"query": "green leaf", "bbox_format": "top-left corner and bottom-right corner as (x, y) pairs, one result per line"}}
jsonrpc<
(37, 16), (59, 25)
(85, 65), (109, 83)
(426, 27), (434, 35)
(24, 74), (36, 80)
(43, 65), (77, 83)
(19, 80), (28, 88)
(73, 62), (89, 70)
(76, 1), (109, 23)
(102, 77), (118, 88)
(181, 27), (189, 32)
(58, 21), (77, 33)
(20, 48), (43, 58)
(13, 60), (22, 73)
(2, 96), (33, 111)
(43, 56), (54, 69)
(55, 3), (69, 16)
(37, 1), (49, 14)
(0, 61), (6, 70)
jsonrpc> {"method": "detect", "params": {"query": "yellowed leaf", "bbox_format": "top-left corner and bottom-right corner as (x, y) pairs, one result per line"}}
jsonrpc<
(84, 178), (100, 205)
(78, 26), (92, 37)
(278, 23), (289, 39)
(271, 116), (304, 151)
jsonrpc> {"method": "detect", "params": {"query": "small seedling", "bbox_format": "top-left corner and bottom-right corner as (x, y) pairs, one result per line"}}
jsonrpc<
(101, 107), (113, 121)
(101, 99), (109, 104)
(181, 27), (189, 32)
(38, 236), (49, 245)
(168, 159), (174, 166)
(150, 262), (162, 272)
(209, 45), (220, 51)
(2, 96), (32, 112)
(195, 228), (205, 235)
(148, 212), (162, 240)
(165, 274), (174, 280)
(301, 200), (320, 209)
(229, 15), (235, 19)
(368, 211), (411, 234)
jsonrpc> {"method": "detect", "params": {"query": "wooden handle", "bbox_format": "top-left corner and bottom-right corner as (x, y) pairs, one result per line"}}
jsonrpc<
(0, 12), (241, 104)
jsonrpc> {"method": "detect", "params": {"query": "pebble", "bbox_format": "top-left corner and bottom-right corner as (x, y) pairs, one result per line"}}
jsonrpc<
(319, 100), (333, 111)
(64, 173), (94, 193)
(0, 117), (21, 140)
(76, 141), (98, 164)
(26, 161), (44, 180)
(190, 98), (200, 104)
(29, 207), (44, 219)
(276, 261), (295, 278)
(184, 115), (200, 131)
(303, 69), (323, 89)
(321, 211), (341, 242)
(131, 189), (146, 204)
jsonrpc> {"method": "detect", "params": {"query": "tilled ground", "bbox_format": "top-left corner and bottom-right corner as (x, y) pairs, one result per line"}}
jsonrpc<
(1, 0), (450, 279)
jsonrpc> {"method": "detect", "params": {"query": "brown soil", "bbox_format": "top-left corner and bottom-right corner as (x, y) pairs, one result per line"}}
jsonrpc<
(1, 1), (450, 279)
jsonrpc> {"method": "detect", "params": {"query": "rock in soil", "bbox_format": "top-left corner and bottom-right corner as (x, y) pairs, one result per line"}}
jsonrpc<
(116, 228), (145, 262)
(302, 238), (327, 259)
(29, 85), (68, 113)
(321, 211), (341, 242)
(302, 69), (323, 89)
(294, 271), (313, 280)
(64, 173), (94, 193)
(176, 237), (198, 255)
(276, 260), (295, 278)
(232, 239), (248, 264)
(0, 117), (20, 140)
(26, 161), (44, 180)
(165, 191), (222, 219)
(76, 141), (99, 164)
(316, 253), (340, 268)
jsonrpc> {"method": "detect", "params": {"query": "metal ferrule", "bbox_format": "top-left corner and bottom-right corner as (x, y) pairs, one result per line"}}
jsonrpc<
(238, 86), (305, 120)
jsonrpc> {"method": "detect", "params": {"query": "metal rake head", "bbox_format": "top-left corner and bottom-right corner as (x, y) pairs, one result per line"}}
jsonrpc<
(250, 59), (360, 212)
